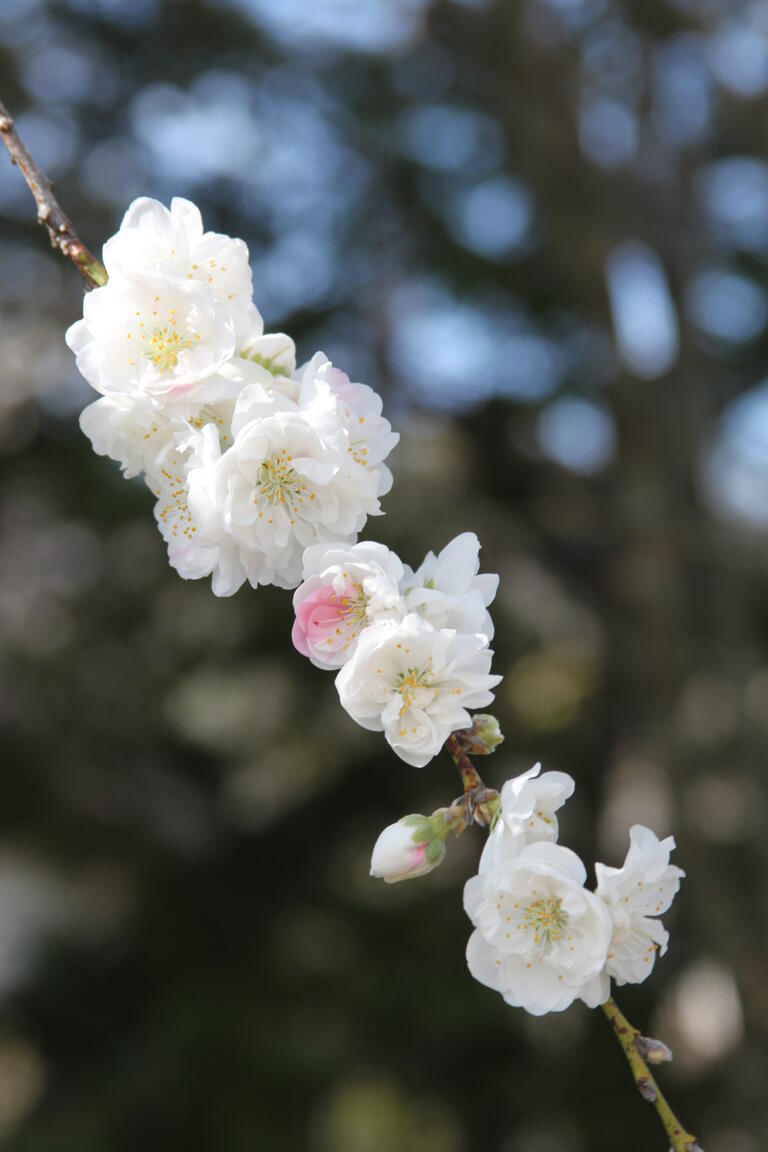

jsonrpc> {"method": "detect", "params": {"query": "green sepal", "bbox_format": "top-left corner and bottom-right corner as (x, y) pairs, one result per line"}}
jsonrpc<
(425, 839), (445, 864)
(401, 814), (432, 842)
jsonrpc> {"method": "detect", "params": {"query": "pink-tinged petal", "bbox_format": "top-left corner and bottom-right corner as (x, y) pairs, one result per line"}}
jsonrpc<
(296, 594), (326, 632)
(306, 601), (345, 632)
(292, 580), (364, 667)
(407, 844), (427, 871)
(291, 617), (311, 657)
(326, 366), (362, 405)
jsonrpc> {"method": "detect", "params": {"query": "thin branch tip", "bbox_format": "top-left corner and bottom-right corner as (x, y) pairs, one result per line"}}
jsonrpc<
(602, 999), (697, 1152)
(0, 95), (107, 290)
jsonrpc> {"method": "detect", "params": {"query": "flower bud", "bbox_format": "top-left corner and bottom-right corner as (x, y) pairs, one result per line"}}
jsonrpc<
(635, 1035), (674, 1065)
(455, 714), (504, 756)
(370, 815), (446, 884)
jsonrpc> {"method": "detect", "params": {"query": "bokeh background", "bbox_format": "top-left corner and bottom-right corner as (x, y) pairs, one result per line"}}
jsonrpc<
(0, 0), (766, 1148)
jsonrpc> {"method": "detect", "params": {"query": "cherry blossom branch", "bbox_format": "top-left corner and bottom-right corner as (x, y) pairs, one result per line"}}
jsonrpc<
(0, 97), (107, 290)
(602, 998), (701, 1151)
(50, 188), (699, 1146)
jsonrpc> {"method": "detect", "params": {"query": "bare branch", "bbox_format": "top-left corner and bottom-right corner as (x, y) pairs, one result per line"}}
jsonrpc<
(603, 998), (701, 1152)
(0, 97), (107, 291)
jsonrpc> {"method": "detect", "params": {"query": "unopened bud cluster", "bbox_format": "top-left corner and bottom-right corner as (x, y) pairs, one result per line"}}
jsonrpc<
(454, 714), (504, 756)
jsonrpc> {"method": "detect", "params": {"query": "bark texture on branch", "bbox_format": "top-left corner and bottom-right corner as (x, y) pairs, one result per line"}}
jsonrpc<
(603, 998), (701, 1151)
(0, 97), (107, 290)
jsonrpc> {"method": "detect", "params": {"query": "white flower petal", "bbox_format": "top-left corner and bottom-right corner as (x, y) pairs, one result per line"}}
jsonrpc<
(596, 824), (684, 988)
(464, 844), (611, 1016)
(336, 615), (499, 768)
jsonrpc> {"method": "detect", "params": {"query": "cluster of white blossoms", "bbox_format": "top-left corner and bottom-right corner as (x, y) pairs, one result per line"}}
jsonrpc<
(466, 766), (684, 1015)
(291, 532), (502, 767)
(67, 197), (398, 595)
(372, 764), (684, 1017)
(66, 193), (688, 1036)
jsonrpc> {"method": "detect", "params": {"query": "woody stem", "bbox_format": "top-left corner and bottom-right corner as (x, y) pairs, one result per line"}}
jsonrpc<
(444, 733), (484, 796)
(602, 998), (699, 1151)
(0, 96), (107, 290)
(443, 734), (501, 829)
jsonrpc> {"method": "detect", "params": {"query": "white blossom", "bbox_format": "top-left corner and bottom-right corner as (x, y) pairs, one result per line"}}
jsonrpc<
(102, 195), (259, 341)
(186, 402), (379, 593)
(479, 763), (575, 872)
(66, 271), (236, 404)
(464, 841), (612, 1016)
(335, 613), (501, 768)
(370, 816), (445, 883)
(292, 541), (405, 669)
(595, 825), (685, 987)
(401, 532), (498, 639)
(78, 386), (239, 481)
(227, 357), (302, 428)
(68, 195), (401, 599)
(296, 353), (399, 500)
(152, 452), (221, 585)
(148, 417), (247, 597)
(79, 393), (177, 480)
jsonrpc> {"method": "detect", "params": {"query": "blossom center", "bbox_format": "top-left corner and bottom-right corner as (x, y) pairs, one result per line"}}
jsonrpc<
(254, 451), (304, 511)
(523, 895), (569, 953)
(394, 663), (434, 713)
(188, 408), (230, 447)
(338, 583), (368, 627)
(153, 457), (196, 542)
(143, 323), (193, 371)
(125, 299), (201, 374)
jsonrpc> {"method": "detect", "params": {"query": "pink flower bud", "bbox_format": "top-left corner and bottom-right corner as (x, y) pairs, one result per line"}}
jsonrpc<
(370, 817), (446, 884)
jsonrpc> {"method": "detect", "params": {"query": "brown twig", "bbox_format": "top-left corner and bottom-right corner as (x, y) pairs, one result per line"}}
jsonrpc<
(443, 734), (499, 827)
(603, 998), (701, 1151)
(444, 733), (484, 793)
(0, 97), (107, 290)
